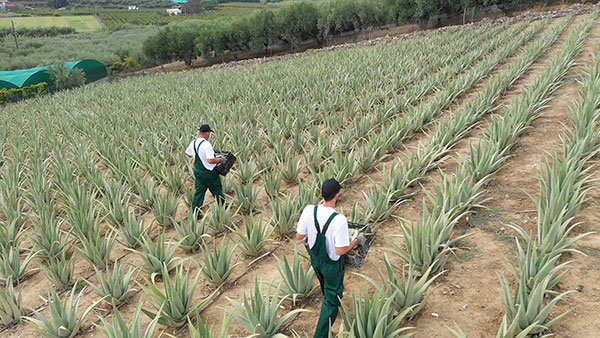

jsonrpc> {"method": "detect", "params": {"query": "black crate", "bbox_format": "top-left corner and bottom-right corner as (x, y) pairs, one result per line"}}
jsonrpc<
(346, 222), (377, 269)
(302, 222), (377, 270)
(214, 150), (236, 176)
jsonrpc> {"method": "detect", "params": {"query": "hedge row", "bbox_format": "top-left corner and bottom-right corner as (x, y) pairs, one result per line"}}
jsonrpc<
(0, 83), (47, 105)
(143, 0), (543, 66)
(0, 26), (76, 38)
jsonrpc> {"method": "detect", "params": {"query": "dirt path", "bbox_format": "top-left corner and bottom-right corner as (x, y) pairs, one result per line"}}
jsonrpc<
(404, 13), (600, 337)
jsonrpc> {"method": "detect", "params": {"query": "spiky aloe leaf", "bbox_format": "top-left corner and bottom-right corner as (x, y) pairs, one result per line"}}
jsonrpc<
(87, 260), (138, 306)
(226, 278), (309, 337)
(96, 302), (161, 338)
(140, 264), (216, 328)
(25, 287), (103, 338)
(274, 246), (317, 305)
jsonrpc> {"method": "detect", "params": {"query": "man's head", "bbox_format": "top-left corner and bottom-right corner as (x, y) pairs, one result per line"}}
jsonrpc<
(198, 124), (214, 139)
(321, 178), (342, 203)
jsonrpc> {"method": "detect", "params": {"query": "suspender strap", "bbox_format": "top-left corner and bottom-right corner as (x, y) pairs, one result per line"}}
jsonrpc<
(193, 139), (206, 157)
(312, 205), (338, 235)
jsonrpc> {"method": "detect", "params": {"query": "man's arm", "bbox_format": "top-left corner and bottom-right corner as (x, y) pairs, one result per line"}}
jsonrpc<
(335, 239), (358, 255)
(205, 144), (222, 164)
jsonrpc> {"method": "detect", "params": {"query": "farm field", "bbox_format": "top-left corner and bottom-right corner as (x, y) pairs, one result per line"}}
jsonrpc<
(98, 1), (302, 26)
(1, 8), (600, 338)
(0, 15), (101, 31)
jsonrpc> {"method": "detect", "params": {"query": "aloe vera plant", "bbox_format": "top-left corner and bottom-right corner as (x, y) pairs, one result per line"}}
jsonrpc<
(233, 217), (271, 257)
(188, 313), (233, 338)
(235, 160), (256, 185)
(0, 276), (23, 326)
(263, 171), (282, 199)
(270, 195), (299, 238)
(340, 286), (414, 338)
(0, 216), (23, 253)
(281, 156), (301, 183)
(30, 211), (68, 261)
(25, 287), (102, 338)
(88, 260), (138, 306)
(360, 256), (442, 317)
(75, 227), (115, 270)
(226, 279), (309, 338)
(175, 211), (210, 253)
(500, 273), (573, 335)
(102, 181), (131, 229)
(130, 234), (182, 276)
(206, 202), (235, 233)
(275, 247), (317, 305)
(97, 302), (161, 338)
(152, 192), (179, 227)
(39, 251), (76, 292)
(0, 243), (37, 285)
(233, 180), (259, 214)
(114, 211), (151, 249)
(141, 264), (214, 328)
(201, 240), (240, 285)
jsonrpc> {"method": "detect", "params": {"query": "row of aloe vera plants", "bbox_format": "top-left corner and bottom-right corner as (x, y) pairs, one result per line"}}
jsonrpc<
(442, 12), (597, 337)
(316, 15), (578, 338)
(494, 19), (600, 338)
(0, 21), (506, 337)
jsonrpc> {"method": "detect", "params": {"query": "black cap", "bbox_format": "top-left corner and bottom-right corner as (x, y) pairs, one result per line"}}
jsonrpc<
(321, 178), (343, 201)
(198, 124), (214, 133)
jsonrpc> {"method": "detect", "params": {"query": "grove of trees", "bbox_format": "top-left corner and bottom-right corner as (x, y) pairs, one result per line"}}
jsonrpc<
(143, 0), (552, 66)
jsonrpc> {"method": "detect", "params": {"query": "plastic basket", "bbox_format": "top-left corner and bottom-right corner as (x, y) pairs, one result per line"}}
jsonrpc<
(302, 222), (377, 270)
(214, 150), (236, 176)
(345, 222), (376, 269)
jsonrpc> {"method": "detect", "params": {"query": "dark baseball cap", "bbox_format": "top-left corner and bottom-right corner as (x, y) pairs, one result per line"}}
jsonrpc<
(198, 124), (214, 133)
(321, 178), (343, 201)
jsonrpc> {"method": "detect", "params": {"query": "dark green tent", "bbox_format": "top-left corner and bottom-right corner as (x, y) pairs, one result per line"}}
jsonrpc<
(0, 59), (107, 90)
(64, 59), (107, 83)
(0, 66), (51, 90)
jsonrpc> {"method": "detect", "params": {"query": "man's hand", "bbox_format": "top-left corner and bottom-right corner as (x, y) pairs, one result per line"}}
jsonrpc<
(220, 157), (227, 166)
(357, 235), (367, 247)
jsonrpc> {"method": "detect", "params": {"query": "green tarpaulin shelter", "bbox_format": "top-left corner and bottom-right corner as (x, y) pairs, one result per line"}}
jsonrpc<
(0, 66), (50, 90)
(64, 59), (107, 83)
(0, 59), (107, 90)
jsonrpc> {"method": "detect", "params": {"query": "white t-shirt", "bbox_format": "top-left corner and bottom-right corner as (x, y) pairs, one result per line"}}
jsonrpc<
(185, 137), (216, 170)
(297, 204), (350, 261)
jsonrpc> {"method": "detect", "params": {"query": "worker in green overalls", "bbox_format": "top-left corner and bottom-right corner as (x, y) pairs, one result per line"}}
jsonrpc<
(296, 178), (365, 338)
(185, 124), (226, 219)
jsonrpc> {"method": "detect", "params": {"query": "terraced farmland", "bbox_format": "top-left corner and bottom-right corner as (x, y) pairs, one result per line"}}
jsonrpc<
(1, 9), (600, 338)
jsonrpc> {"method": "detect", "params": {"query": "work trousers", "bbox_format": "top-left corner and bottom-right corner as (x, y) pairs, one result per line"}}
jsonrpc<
(192, 169), (224, 213)
(311, 256), (345, 338)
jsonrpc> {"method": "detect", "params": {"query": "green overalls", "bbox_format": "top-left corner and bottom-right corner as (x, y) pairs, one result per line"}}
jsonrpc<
(191, 139), (224, 213)
(309, 206), (345, 338)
